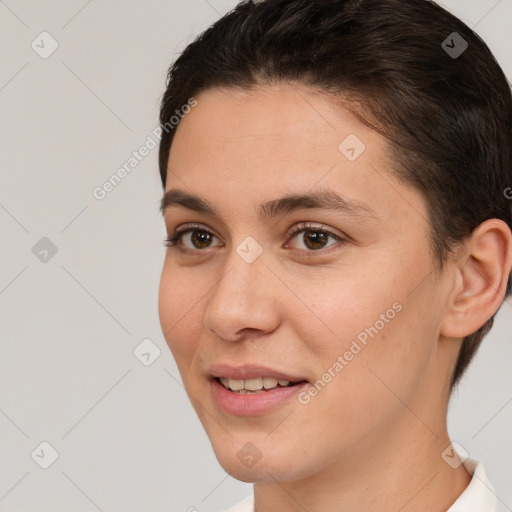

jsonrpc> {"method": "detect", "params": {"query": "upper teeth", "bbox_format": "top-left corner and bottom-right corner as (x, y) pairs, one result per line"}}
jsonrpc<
(219, 377), (291, 391)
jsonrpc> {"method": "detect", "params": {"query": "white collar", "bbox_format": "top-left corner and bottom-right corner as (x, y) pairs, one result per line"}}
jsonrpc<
(446, 458), (498, 512)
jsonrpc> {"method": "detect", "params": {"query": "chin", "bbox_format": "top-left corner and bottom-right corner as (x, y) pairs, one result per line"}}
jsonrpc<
(211, 440), (316, 483)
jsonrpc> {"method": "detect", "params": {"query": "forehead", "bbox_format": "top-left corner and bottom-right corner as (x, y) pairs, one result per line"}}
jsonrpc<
(165, 84), (426, 228)
(170, 84), (380, 162)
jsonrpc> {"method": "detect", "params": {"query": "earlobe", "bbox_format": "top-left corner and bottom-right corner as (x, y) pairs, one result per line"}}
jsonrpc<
(440, 219), (512, 339)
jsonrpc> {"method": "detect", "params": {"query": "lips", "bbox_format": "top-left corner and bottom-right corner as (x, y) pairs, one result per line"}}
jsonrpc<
(209, 375), (308, 415)
(207, 363), (309, 415)
(208, 363), (307, 383)
(217, 376), (295, 393)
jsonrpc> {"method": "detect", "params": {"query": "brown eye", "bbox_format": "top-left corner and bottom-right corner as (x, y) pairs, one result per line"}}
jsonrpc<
(189, 230), (214, 249)
(301, 230), (330, 250)
(287, 223), (343, 252)
(164, 226), (222, 250)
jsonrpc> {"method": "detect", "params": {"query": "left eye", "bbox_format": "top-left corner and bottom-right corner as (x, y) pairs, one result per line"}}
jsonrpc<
(286, 224), (343, 251)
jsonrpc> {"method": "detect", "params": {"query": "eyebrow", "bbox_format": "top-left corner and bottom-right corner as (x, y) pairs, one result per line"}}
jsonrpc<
(159, 187), (378, 221)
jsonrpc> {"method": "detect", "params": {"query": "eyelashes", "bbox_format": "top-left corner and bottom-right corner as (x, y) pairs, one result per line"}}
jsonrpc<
(164, 225), (219, 250)
(164, 222), (347, 254)
(285, 222), (343, 251)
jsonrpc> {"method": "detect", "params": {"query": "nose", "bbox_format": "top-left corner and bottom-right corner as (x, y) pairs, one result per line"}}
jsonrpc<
(202, 245), (281, 342)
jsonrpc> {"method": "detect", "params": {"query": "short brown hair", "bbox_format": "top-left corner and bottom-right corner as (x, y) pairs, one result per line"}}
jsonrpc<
(158, 0), (512, 389)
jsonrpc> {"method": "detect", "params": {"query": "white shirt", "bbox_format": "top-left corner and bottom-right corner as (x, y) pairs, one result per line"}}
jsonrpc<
(222, 458), (497, 512)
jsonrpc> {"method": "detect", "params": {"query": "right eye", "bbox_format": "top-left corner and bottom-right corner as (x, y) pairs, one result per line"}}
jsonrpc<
(164, 224), (223, 251)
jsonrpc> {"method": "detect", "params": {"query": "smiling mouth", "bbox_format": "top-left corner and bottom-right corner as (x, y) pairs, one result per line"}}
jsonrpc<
(214, 376), (307, 394)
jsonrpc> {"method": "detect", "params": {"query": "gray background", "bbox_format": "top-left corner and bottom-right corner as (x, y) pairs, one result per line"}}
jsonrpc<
(0, 1), (511, 511)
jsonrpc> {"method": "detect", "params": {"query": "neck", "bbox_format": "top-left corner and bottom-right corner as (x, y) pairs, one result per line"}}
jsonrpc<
(253, 404), (471, 512)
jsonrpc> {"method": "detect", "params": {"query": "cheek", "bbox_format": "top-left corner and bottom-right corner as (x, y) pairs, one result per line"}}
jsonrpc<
(295, 256), (438, 406)
(292, 268), (404, 356)
(288, 303), (435, 460)
(158, 263), (203, 367)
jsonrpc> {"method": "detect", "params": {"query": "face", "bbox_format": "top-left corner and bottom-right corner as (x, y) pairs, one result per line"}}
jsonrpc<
(158, 84), (453, 483)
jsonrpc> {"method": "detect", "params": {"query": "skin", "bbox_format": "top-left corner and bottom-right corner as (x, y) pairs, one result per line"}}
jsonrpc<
(158, 83), (512, 512)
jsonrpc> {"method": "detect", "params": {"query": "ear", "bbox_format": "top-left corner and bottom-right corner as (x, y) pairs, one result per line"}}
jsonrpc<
(440, 219), (512, 338)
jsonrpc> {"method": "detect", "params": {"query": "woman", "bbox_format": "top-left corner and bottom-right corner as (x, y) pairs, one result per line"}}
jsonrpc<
(157, 1), (512, 510)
